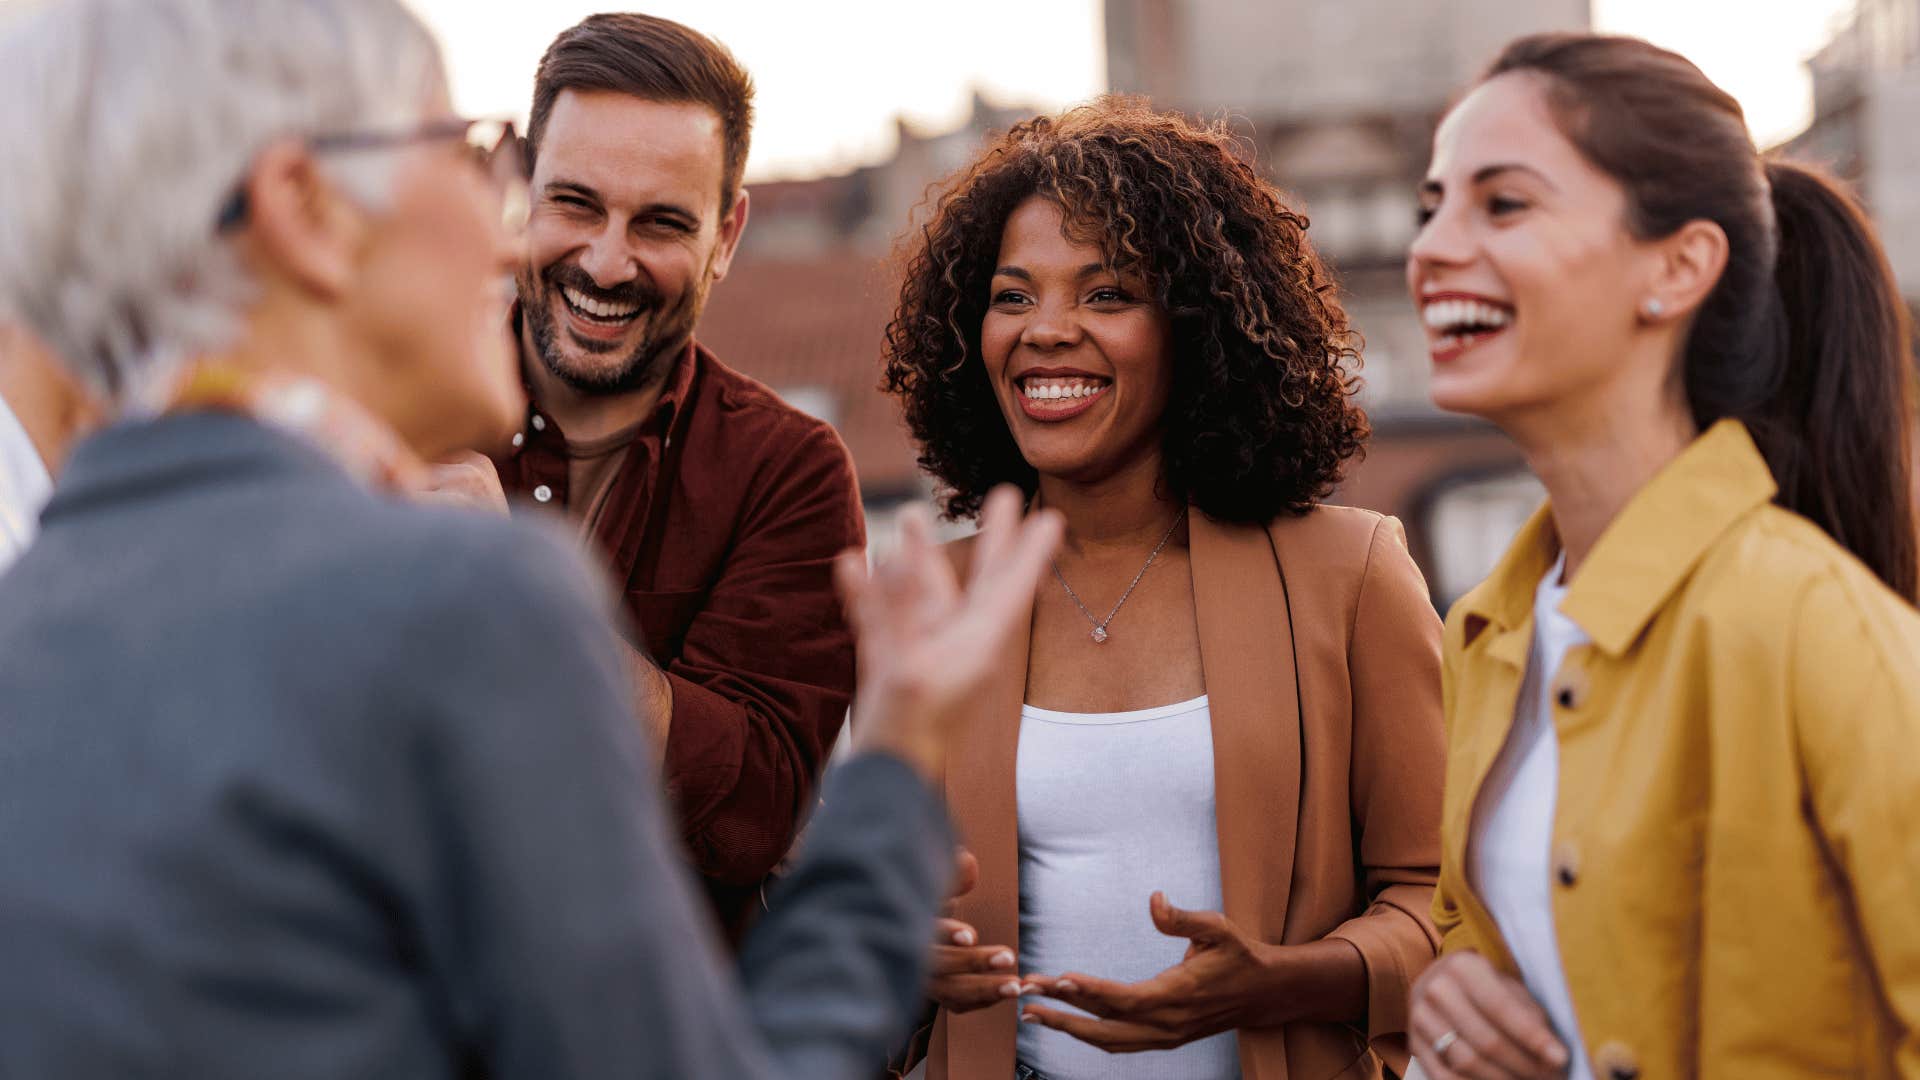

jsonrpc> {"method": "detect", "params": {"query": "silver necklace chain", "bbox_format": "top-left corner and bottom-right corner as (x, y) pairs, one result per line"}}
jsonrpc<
(1050, 508), (1188, 645)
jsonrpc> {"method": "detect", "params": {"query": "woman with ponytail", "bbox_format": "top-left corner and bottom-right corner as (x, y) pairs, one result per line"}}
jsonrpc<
(1404, 32), (1920, 1080)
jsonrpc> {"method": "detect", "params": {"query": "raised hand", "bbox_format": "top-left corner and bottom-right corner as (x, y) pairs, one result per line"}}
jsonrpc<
(416, 450), (508, 514)
(834, 485), (1062, 778)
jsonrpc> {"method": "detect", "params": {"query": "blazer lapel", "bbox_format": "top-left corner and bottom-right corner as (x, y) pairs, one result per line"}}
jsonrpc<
(933, 516), (1303, 1079)
(1193, 513), (1303, 1080)
(934, 582), (1032, 1078)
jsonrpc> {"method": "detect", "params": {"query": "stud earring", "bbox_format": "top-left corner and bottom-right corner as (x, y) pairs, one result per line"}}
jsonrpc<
(1643, 298), (1665, 318)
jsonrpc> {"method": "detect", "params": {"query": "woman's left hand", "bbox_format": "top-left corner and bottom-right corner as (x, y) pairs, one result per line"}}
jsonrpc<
(1019, 891), (1312, 1052)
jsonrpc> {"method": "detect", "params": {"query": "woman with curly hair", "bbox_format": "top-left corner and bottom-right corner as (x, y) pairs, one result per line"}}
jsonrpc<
(882, 97), (1447, 1080)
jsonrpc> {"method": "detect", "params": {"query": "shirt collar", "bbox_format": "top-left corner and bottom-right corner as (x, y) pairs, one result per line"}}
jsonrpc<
(1458, 419), (1778, 657)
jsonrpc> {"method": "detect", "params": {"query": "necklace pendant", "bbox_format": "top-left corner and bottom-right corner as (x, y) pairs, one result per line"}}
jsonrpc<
(1091, 626), (1109, 644)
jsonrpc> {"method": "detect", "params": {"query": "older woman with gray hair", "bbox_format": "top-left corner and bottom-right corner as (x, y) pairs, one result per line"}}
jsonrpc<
(0, 1), (1064, 1077)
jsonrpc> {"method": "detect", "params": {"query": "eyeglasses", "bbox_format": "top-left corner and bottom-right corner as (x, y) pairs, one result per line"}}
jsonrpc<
(214, 116), (529, 234)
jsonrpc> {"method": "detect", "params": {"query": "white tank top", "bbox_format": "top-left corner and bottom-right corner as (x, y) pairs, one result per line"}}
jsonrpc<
(1015, 695), (1241, 1080)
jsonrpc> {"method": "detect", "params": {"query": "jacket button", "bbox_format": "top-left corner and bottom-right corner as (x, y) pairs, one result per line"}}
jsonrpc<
(1553, 665), (1588, 710)
(1596, 1039), (1639, 1080)
(532, 484), (553, 504)
(1553, 842), (1579, 887)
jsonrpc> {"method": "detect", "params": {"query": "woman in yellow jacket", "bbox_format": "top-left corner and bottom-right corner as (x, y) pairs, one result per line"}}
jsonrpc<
(1402, 32), (1920, 1080)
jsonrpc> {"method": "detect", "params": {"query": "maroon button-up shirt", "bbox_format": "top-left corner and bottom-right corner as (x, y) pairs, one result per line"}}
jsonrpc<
(492, 340), (864, 938)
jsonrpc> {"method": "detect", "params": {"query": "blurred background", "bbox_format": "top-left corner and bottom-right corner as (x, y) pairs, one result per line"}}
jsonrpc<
(72, 0), (1917, 607)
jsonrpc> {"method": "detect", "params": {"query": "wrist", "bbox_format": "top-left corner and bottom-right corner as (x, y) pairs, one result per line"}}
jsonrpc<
(849, 700), (946, 782)
(1249, 939), (1368, 1028)
(1247, 942), (1303, 1029)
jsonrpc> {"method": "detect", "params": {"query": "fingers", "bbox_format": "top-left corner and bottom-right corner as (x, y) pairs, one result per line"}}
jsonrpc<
(893, 502), (957, 622)
(1411, 1003), (1534, 1080)
(928, 942), (1018, 978)
(1148, 891), (1230, 944)
(949, 848), (980, 902)
(832, 550), (878, 640)
(930, 972), (1027, 1014)
(965, 485), (1025, 592)
(1411, 954), (1566, 1080)
(1018, 1005), (1181, 1053)
(1021, 971), (1146, 1020)
(958, 504), (1063, 641)
(933, 917), (977, 947)
(1450, 956), (1567, 1070)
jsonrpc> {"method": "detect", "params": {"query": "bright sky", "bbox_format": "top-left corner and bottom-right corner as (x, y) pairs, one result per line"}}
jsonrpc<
(407, 0), (1856, 181)
(1592, 0), (1857, 147)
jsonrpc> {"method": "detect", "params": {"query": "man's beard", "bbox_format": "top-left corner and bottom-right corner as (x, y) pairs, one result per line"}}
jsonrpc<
(519, 260), (708, 397)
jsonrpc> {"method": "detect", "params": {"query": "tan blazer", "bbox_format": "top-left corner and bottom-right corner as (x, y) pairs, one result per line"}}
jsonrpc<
(925, 506), (1446, 1080)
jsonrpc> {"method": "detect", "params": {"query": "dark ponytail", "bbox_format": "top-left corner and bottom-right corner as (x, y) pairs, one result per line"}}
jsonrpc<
(1761, 161), (1916, 599)
(1487, 34), (1917, 601)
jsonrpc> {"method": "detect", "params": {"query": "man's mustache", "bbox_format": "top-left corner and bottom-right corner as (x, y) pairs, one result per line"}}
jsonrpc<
(542, 263), (662, 311)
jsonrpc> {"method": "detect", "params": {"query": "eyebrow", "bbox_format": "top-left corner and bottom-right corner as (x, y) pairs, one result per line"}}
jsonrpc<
(1419, 162), (1559, 197)
(992, 261), (1113, 280)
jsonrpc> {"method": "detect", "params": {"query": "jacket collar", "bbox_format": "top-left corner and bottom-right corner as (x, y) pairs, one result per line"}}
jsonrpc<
(1458, 419), (1778, 658)
(44, 412), (353, 525)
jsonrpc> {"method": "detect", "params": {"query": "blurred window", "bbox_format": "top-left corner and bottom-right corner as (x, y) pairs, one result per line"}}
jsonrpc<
(1421, 468), (1545, 606)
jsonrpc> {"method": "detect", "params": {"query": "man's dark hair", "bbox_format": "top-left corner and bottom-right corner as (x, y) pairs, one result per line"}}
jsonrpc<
(529, 13), (755, 213)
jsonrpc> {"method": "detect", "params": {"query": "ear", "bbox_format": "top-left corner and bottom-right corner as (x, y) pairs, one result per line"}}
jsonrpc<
(238, 139), (366, 302)
(706, 186), (751, 284)
(1642, 218), (1729, 324)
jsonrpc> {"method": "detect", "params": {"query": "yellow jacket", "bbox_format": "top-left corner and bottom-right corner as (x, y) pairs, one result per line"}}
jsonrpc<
(1434, 420), (1920, 1079)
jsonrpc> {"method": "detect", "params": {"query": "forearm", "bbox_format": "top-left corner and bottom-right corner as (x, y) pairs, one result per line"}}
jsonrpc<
(738, 753), (955, 1077)
(1255, 938), (1370, 1027)
(622, 643), (673, 769)
(661, 674), (831, 885)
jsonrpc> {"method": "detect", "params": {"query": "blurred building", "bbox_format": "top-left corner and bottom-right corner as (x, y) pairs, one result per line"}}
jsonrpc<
(1782, 0), (1920, 296)
(1106, 0), (1590, 601)
(707, 2), (1601, 604)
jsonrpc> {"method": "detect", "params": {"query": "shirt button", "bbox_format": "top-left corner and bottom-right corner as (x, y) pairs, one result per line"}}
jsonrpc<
(530, 414), (547, 432)
(1553, 841), (1580, 887)
(510, 432), (525, 448)
(532, 484), (553, 503)
(1595, 1039), (1639, 1080)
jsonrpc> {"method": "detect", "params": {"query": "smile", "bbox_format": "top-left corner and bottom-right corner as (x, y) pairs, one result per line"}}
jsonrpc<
(560, 284), (642, 326)
(1421, 294), (1514, 364)
(1014, 373), (1112, 422)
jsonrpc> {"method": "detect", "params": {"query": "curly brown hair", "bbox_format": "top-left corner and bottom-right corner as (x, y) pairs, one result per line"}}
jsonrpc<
(882, 96), (1368, 523)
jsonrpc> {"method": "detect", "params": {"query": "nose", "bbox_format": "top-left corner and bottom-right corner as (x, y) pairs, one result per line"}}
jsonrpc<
(1020, 297), (1083, 351)
(577, 225), (639, 290)
(1407, 199), (1472, 276)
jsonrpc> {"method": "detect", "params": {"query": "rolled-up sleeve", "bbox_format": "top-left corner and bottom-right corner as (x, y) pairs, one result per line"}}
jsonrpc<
(1323, 517), (1445, 1060)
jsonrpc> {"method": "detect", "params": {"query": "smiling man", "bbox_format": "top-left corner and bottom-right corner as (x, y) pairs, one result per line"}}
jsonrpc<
(489, 13), (864, 942)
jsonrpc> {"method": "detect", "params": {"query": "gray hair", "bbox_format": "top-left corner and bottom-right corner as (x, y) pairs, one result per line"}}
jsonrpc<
(0, 0), (446, 403)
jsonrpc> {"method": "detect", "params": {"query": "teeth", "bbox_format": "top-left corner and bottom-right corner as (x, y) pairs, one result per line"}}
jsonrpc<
(1422, 298), (1513, 333)
(1021, 378), (1107, 401)
(562, 285), (640, 320)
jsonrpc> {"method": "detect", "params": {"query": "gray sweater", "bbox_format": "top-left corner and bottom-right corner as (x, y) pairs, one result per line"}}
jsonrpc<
(0, 412), (950, 1079)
